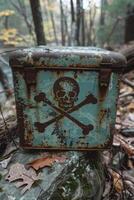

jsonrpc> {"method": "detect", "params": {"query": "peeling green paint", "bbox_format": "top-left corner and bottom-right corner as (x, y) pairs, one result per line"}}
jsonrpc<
(10, 47), (126, 150)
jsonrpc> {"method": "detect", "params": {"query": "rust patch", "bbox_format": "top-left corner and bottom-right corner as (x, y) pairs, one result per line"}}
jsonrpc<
(24, 119), (33, 144)
(99, 109), (108, 124)
(24, 68), (37, 99)
(99, 69), (111, 102)
(34, 122), (45, 133)
(16, 102), (25, 145)
(24, 69), (36, 85)
(34, 92), (45, 102)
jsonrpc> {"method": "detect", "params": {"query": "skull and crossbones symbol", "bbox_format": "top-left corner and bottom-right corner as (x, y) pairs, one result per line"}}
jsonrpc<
(34, 77), (97, 135)
(53, 77), (79, 110)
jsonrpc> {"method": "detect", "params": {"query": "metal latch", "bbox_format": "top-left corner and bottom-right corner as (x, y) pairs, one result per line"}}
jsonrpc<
(24, 68), (37, 85)
(99, 69), (112, 102)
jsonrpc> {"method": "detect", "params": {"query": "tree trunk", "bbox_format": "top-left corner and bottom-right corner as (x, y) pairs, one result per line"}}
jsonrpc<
(81, 3), (85, 46)
(29, 0), (46, 45)
(47, 0), (58, 45)
(100, 0), (106, 26)
(125, 4), (134, 43)
(4, 16), (9, 29)
(70, 0), (75, 23)
(87, 9), (92, 45)
(75, 0), (84, 46)
(64, 11), (70, 45)
(60, 0), (65, 45)
(43, 1), (52, 40)
(75, 0), (81, 45)
(70, 0), (75, 45)
(50, 11), (58, 45)
(87, 6), (96, 46)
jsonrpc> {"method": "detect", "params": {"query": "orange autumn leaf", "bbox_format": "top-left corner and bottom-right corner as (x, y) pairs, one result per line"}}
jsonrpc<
(27, 156), (66, 170)
(114, 135), (134, 156)
(127, 102), (134, 112)
(127, 159), (134, 169)
(120, 140), (134, 156)
(119, 137), (134, 156)
(109, 169), (123, 193)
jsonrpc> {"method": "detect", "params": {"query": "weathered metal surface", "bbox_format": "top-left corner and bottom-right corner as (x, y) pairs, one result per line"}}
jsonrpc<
(10, 47), (126, 70)
(10, 47), (126, 150)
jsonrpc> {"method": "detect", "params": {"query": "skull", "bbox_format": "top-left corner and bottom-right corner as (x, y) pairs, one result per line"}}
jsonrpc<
(53, 77), (79, 110)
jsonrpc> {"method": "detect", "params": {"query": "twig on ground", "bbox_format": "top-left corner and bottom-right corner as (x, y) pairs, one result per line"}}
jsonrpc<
(121, 78), (134, 88)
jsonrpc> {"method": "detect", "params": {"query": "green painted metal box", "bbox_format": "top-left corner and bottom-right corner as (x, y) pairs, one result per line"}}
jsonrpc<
(10, 47), (126, 150)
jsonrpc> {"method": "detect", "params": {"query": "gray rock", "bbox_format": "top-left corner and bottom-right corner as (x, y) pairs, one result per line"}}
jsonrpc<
(0, 149), (105, 200)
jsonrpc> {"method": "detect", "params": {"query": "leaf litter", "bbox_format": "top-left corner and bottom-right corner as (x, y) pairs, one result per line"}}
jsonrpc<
(102, 68), (134, 200)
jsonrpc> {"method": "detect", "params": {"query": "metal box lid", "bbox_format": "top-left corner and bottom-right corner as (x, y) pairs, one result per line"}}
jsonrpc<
(9, 46), (126, 71)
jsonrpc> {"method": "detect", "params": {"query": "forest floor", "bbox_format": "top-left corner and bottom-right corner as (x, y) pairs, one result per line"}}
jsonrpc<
(0, 47), (133, 200)
(102, 69), (134, 200)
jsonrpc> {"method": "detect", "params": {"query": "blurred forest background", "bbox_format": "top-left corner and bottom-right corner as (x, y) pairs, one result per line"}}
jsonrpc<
(0, 0), (134, 48)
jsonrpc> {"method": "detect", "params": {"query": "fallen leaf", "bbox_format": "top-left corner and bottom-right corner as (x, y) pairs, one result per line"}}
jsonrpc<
(0, 156), (12, 169)
(127, 159), (134, 169)
(28, 155), (66, 171)
(124, 180), (134, 194)
(128, 113), (134, 122)
(114, 135), (134, 156)
(127, 102), (134, 112)
(120, 139), (134, 156)
(109, 169), (123, 193)
(5, 163), (40, 194)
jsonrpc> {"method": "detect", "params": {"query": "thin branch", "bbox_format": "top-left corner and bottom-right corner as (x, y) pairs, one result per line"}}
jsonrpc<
(11, 0), (36, 43)
(121, 78), (134, 88)
(0, 105), (17, 148)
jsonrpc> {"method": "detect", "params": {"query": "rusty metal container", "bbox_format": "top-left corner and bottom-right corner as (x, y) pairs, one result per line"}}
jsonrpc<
(9, 47), (126, 150)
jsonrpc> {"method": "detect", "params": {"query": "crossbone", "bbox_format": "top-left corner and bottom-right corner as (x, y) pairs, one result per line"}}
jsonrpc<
(34, 92), (97, 135)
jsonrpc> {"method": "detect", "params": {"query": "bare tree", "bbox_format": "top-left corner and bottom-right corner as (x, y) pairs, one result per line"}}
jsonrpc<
(60, 0), (65, 45)
(81, 1), (85, 46)
(75, 0), (81, 45)
(87, 8), (92, 45)
(71, 0), (75, 23)
(87, 4), (97, 45)
(11, 0), (35, 42)
(4, 16), (9, 29)
(100, 0), (107, 26)
(70, 0), (75, 45)
(63, 5), (71, 45)
(75, 0), (85, 46)
(42, 1), (52, 40)
(125, 4), (134, 43)
(47, 0), (58, 44)
(29, 0), (46, 45)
